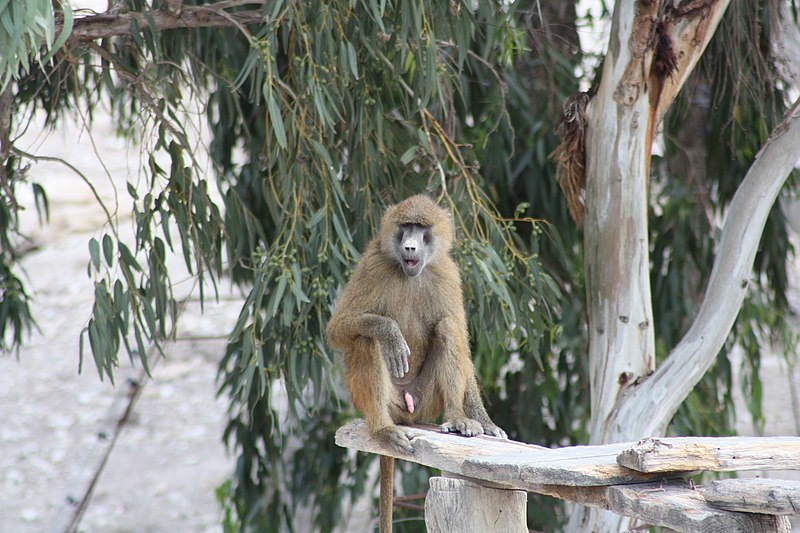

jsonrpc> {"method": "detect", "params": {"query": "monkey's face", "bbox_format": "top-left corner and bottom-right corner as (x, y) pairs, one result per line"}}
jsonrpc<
(395, 223), (433, 277)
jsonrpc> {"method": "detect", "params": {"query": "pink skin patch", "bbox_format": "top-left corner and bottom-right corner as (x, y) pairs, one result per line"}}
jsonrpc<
(404, 391), (415, 414)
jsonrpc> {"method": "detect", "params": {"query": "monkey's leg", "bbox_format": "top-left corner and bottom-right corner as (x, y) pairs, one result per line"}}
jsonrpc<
(346, 338), (415, 454)
(464, 373), (508, 439)
(428, 318), (484, 437)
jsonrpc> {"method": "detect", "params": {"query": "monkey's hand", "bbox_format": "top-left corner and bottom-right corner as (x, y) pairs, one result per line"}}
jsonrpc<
(379, 329), (410, 378)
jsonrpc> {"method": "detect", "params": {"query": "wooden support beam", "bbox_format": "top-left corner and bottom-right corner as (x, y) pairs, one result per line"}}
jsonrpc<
(617, 437), (800, 473)
(702, 479), (800, 515)
(513, 480), (792, 532)
(606, 482), (791, 533)
(424, 477), (527, 533)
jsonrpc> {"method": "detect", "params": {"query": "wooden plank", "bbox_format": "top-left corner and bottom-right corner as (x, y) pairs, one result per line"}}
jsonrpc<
(424, 477), (527, 533)
(335, 420), (678, 490)
(701, 479), (800, 515)
(617, 436), (800, 473)
(492, 480), (790, 532)
(606, 481), (791, 533)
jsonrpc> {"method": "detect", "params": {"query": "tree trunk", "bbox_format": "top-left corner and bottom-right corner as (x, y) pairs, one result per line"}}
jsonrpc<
(569, 1), (735, 531)
(583, 0), (736, 447)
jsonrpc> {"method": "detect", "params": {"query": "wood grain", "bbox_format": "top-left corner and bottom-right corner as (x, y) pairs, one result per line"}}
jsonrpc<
(617, 436), (800, 473)
(702, 478), (800, 515)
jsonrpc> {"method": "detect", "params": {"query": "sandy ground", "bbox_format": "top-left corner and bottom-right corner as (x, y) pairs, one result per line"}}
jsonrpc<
(0, 110), (242, 532)
(1, 108), (799, 533)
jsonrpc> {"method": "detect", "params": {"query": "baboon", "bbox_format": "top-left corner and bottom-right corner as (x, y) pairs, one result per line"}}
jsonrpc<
(326, 195), (506, 532)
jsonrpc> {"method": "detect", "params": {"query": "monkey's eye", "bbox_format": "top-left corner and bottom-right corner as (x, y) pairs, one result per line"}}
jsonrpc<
(423, 230), (432, 244)
(396, 224), (409, 241)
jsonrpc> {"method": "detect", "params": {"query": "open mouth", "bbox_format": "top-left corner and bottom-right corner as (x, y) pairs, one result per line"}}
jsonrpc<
(404, 259), (419, 268)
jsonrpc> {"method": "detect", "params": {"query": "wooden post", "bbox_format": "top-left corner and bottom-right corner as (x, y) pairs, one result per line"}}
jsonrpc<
(424, 476), (527, 533)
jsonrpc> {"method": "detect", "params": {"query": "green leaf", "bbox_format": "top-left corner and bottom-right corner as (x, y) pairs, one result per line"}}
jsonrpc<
(118, 242), (142, 272)
(102, 234), (114, 267)
(400, 146), (417, 165)
(31, 182), (49, 224)
(290, 263), (310, 304)
(266, 91), (287, 148)
(347, 41), (359, 79)
(41, 3), (72, 64)
(88, 238), (101, 271)
(127, 181), (139, 200)
(269, 0), (285, 20)
(306, 208), (326, 228)
(130, 16), (143, 49)
(265, 273), (287, 320)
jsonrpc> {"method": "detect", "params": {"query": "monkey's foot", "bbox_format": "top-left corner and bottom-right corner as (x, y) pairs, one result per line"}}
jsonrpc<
(482, 423), (508, 440)
(440, 417), (484, 437)
(375, 425), (415, 455)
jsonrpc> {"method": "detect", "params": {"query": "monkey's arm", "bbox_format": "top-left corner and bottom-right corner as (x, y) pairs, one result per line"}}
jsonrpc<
(464, 374), (508, 439)
(326, 313), (411, 378)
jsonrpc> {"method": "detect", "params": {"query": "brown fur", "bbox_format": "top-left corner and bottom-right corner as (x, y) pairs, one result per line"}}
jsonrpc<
(326, 195), (505, 532)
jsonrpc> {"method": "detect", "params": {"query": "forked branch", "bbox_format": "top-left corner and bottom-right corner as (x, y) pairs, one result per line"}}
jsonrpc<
(614, 98), (800, 440)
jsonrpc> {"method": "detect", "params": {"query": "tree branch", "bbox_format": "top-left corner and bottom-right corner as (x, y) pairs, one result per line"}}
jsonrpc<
(650, 0), (731, 125)
(0, 84), (16, 213)
(614, 98), (800, 440)
(60, 1), (266, 44)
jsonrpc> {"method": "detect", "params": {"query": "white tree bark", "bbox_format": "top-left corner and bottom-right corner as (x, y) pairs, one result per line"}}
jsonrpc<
(611, 99), (800, 440)
(574, 1), (734, 531)
(583, 0), (733, 447)
(583, 0), (660, 447)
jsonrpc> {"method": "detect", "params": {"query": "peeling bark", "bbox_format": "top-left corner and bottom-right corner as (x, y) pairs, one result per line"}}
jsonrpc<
(582, 0), (735, 446)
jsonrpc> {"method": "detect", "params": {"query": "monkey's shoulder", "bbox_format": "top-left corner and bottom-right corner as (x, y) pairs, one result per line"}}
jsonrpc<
(349, 241), (400, 280)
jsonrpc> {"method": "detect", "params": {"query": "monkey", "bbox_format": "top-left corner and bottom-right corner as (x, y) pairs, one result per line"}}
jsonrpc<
(326, 194), (506, 533)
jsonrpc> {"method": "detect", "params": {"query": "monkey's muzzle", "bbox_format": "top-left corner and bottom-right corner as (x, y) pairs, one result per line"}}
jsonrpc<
(400, 257), (423, 277)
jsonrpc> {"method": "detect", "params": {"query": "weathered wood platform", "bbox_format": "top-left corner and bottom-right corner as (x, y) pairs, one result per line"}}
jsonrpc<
(617, 436), (800, 473)
(335, 420), (797, 532)
(335, 420), (686, 489)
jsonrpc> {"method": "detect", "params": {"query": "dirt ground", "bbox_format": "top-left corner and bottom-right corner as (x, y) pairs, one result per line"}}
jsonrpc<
(0, 111), (241, 532)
